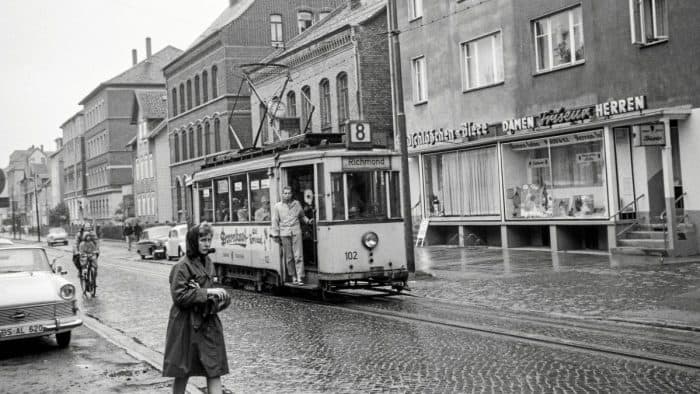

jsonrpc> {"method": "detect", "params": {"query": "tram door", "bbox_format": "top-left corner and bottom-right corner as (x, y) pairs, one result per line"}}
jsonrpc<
(283, 165), (318, 274)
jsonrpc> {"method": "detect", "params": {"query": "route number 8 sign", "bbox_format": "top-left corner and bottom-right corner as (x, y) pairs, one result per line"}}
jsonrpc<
(346, 121), (372, 149)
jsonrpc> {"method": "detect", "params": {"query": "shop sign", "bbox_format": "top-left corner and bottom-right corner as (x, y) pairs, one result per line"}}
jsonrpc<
(510, 130), (602, 151)
(576, 152), (603, 163)
(407, 122), (490, 149)
(528, 158), (549, 168)
(638, 124), (666, 146)
(216, 179), (229, 193)
(342, 157), (391, 171)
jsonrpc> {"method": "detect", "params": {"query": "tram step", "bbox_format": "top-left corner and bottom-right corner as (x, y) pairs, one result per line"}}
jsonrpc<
(617, 238), (666, 248)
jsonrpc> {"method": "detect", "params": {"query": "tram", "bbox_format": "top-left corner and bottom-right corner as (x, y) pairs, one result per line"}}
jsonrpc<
(191, 133), (409, 296)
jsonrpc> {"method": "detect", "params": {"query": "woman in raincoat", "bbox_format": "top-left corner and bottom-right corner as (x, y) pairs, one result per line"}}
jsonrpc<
(163, 222), (230, 394)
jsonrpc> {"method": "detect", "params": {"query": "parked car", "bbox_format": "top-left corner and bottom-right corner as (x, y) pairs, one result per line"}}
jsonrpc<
(0, 246), (82, 347)
(135, 226), (171, 260)
(166, 224), (188, 261)
(46, 227), (69, 246)
(0, 238), (14, 247)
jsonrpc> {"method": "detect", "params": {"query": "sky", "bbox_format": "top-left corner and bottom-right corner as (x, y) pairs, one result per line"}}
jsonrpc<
(0, 0), (227, 169)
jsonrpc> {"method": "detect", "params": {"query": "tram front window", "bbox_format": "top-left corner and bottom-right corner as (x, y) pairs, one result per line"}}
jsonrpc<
(332, 171), (399, 220)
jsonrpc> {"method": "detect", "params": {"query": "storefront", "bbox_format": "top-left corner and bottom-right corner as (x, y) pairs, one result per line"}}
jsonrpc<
(409, 95), (697, 255)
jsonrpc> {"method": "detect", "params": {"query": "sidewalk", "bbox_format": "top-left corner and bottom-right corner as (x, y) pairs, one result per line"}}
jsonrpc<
(410, 246), (700, 331)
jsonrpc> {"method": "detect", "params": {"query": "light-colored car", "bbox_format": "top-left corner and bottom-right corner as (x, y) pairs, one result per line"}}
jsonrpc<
(0, 246), (82, 347)
(46, 227), (69, 246)
(135, 226), (171, 260)
(0, 238), (13, 247)
(166, 224), (188, 260)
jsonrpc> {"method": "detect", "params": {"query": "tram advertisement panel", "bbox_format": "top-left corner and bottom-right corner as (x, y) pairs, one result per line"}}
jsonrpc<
(209, 224), (276, 269)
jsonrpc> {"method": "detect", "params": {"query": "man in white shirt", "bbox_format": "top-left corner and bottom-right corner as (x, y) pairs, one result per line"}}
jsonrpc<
(271, 186), (312, 285)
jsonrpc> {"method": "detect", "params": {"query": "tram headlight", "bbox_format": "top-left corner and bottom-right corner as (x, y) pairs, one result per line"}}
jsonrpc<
(362, 231), (379, 250)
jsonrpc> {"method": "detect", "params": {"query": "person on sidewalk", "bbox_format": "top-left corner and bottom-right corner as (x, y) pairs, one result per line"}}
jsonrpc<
(163, 222), (230, 394)
(123, 224), (134, 251)
(270, 186), (312, 285)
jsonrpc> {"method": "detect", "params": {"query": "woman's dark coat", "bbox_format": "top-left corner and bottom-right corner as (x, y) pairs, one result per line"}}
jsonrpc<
(162, 227), (228, 378)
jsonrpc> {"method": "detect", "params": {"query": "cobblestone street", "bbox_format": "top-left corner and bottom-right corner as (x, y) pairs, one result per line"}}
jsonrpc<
(27, 241), (700, 392)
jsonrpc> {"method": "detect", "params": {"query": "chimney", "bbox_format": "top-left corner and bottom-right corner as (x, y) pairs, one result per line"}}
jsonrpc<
(349, 0), (361, 9)
(132, 49), (138, 65)
(40, 144), (44, 152)
(146, 37), (152, 58)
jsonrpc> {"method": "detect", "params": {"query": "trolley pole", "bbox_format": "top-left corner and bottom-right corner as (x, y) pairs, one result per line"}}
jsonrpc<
(388, 0), (415, 273)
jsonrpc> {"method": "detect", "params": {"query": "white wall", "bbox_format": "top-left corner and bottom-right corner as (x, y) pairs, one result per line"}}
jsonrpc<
(153, 132), (173, 223)
(679, 108), (700, 211)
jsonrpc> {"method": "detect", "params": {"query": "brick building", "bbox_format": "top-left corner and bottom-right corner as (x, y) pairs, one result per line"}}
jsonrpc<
(249, 0), (392, 147)
(78, 42), (182, 224)
(164, 0), (343, 223)
(60, 111), (87, 224)
(397, 0), (700, 257)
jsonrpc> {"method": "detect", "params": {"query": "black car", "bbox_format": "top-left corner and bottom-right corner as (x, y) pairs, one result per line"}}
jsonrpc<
(135, 226), (171, 259)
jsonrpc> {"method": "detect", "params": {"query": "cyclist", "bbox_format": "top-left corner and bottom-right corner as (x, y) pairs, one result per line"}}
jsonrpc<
(78, 231), (100, 289)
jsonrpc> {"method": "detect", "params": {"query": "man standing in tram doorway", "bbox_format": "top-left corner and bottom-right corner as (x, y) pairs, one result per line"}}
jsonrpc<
(271, 186), (312, 285)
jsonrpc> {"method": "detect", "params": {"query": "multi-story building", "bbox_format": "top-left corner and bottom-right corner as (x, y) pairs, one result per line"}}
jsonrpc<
(249, 0), (392, 146)
(48, 137), (64, 211)
(60, 111), (86, 224)
(148, 121), (173, 223)
(5, 150), (31, 227)
(397, 0), (700, 257)
(128, 89), (168, 224)
(164, 0), (343, 223)
(78, 41), (182, 224)
(19, 146), (51, 228)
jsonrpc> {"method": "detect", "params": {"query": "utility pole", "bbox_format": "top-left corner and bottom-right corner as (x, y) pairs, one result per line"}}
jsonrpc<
(33, 174), (41, 242)
(387, 0), (415, 273)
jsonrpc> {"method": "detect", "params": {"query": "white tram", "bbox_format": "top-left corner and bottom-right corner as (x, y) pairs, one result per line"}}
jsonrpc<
(191, 134), (409, 296)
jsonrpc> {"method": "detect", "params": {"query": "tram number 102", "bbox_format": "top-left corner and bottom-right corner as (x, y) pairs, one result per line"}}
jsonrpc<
(344, 251), (358, 261)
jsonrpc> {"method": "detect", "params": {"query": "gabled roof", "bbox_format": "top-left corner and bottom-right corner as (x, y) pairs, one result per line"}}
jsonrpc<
(188, 0), (255, 51)
(131, 89), (168, 124)
(260, 0), (385, 64)
(80, 46), (183, 105)
(60, 110), (84, 129)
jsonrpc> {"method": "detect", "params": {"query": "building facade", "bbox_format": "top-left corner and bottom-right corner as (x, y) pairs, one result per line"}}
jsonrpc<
(78, 43), (182, 224)
(48, 137), (64, 211)
(397, 0), (700, 256)
(164, 0), (343, 224)
(148, 121), (173, 223)
(60, 111), (87, 224)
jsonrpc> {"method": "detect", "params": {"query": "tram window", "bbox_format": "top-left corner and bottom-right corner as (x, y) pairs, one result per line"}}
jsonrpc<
(316, 163), (325, 221)
(214, 177), (230, 222)
(249, 170), (270, 222)
(388, 171), (401, 218)
(331, 173), (345, 220)
(230, 174), (248, 221)
(198, 181), (214, 222)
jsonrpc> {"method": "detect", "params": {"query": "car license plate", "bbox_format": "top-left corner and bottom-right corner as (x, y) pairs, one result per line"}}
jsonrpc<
(155, 248), (165, 253)
(0, 323), (45, 338)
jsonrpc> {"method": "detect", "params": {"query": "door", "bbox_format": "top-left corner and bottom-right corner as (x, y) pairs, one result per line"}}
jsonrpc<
(280, 165), (318, 283)
(613, 127), (637, 220)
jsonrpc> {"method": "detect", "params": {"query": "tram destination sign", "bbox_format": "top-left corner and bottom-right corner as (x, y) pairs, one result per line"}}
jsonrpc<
(342, 157), (391, 171)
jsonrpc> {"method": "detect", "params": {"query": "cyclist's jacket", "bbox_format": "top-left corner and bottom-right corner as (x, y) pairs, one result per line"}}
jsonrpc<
(79, 240), (99, 254)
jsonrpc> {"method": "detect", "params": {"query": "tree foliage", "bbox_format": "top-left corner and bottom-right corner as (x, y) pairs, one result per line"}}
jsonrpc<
(49, 202), (70, 227)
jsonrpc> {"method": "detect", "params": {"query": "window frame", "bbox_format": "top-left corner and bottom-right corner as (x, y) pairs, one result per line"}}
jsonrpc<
(319, 79), (332, 131)
(411, 55), (428, 104)
(408, 0), (423, 21)
(532, 5), (585, 74)
(297, 11), (313, 33)
(270, 14), (284, 47)
(460, 30), (504, 92)
(336, 72), (349, 134)
(629, 0), (668, 45)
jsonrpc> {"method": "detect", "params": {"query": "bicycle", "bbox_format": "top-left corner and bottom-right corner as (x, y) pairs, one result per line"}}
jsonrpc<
(79, 252), (97, 297)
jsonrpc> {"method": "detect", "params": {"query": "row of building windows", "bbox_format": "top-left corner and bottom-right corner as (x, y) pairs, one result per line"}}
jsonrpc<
(87, 166), (107, 189)
(87, 132), (107, 159)
(136, 193), (156, 217)
(172, 118), (224, 163)
(89, 198), (110, 219)
(135, 154), (154, 181)
(85, 100), (105, 129)
(270, 10), (331, 47)
(171, 66), (218, 117)
(408, 1), (668, 103)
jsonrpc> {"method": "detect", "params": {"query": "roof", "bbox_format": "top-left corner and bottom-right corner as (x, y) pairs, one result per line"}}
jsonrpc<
(29, 163), (49, 177)
(60, 110), (84, 129)
(147, 120), (168, 140)
(260, 0), (385, 64)
(125, 135), (137, 149)
(187, 0), (255, 51)
(80, 46), (183, 105)
(131, 89), (168, 124)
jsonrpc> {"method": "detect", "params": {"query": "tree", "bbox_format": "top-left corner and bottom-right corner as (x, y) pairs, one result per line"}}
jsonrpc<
(49, 202), (70, 227)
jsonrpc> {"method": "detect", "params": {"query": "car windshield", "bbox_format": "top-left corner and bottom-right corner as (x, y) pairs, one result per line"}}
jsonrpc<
(49, 228), (65, 234)
(0, 249), (52, 273)
(144, 227), (170, 240)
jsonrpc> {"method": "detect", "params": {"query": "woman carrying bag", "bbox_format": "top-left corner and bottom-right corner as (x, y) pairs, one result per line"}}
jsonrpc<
(163, 222), (231, 394)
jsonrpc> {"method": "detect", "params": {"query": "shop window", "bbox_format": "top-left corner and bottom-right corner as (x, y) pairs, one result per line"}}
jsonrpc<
(229, 174), (248, 222)
(533, 6), (584, 73)
(461, 31), (503, 91)
(630, 0), (668, 45)
(271, 14), (284, 47)
(423, 146), (500, 217)
(214, 177), (230, 222)
(297, 11), (313, 33)
(198, 181), (214, 222)
(411, 56), (427, 103)
(249, 171), (270, 222)
(501, 130), (607, 220)
(408, 0), (423, 20)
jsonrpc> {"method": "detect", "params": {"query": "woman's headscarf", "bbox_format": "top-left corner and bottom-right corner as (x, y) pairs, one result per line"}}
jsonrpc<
(185, 222), (213, 260)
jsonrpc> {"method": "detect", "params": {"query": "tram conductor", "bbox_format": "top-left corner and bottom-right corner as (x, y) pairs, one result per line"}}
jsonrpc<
(271, 186), (312, 285)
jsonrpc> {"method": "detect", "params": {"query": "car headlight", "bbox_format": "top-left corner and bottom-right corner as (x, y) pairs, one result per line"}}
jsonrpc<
(60, 284), (76, 300)
(361, 231), (379, 250)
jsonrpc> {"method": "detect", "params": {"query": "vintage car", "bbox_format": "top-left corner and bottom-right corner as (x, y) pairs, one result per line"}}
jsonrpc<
(0, 238), (13, 247)
(166, 224), (188, 260)
(135, 225), (171, 260)
(0, 246), (82, 347)
(46, 227), (69, 246)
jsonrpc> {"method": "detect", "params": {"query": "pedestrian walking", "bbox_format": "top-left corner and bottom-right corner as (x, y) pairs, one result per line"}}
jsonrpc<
(134, 223), (142, 242)
(162, 222), (230, 394)
(271, 186), (312, 285)
(123, 224), (134, 251)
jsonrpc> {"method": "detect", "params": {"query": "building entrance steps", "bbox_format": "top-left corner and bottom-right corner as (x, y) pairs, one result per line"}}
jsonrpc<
(411, 246), (700, 331)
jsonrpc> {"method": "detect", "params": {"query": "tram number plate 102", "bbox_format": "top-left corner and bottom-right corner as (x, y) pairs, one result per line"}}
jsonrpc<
(344, 251), (358, 261)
